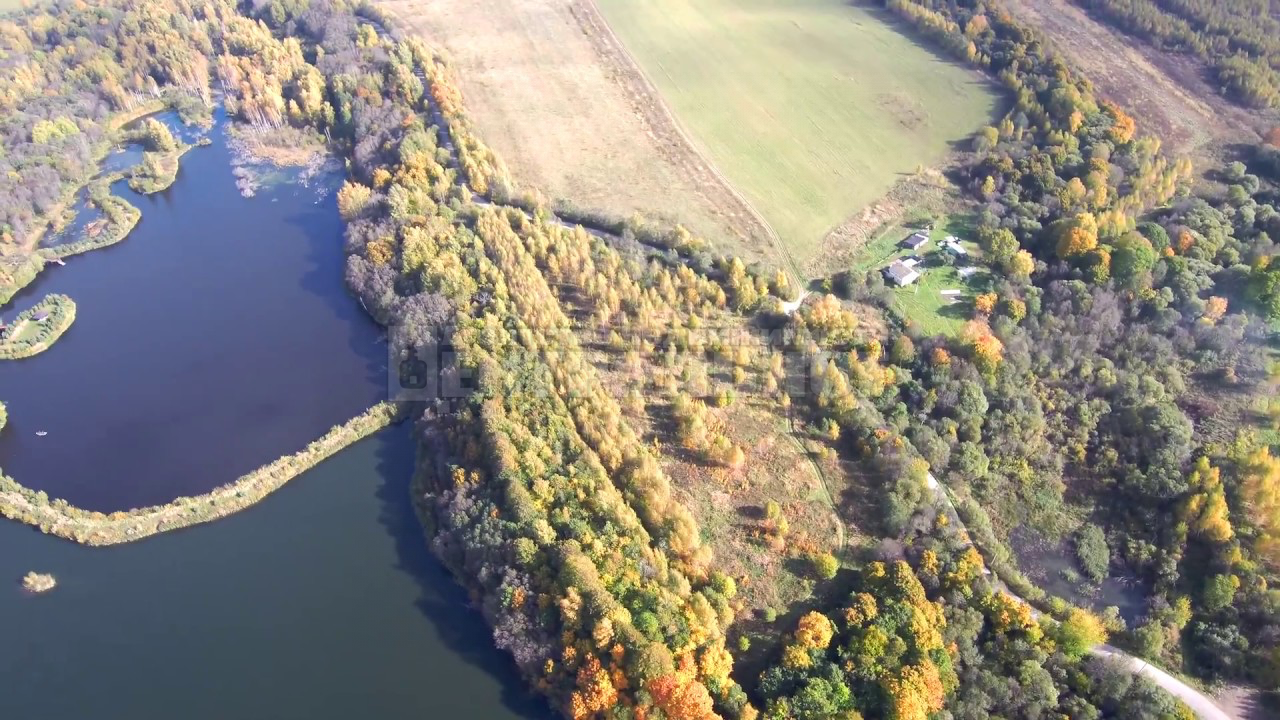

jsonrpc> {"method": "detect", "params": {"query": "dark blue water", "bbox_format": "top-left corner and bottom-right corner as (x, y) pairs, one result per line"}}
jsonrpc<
(0, 428), (546, 720)
(1, 112), (387, 511)
(0, 114), (547, 720)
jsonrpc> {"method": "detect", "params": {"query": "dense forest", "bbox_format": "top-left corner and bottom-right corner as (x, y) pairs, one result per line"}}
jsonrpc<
(878, 0), (1280, 697)
(4, 0), (1279, 718)
(1069, 0), (1280, 108)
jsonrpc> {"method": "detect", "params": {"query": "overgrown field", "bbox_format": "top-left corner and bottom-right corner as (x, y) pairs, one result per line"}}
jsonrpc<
(595, 0), (1003, 266)
(1001, 0), (1266, 160)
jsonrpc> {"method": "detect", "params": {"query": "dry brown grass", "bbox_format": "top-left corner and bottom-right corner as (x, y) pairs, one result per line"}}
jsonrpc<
(609, 360), (845, 618)
(376, 0), (782, 267)
(1002, 0), (1274, 161)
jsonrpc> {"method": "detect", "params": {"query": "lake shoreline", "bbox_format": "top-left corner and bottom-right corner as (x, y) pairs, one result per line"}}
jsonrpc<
(0, 402), (405, 546)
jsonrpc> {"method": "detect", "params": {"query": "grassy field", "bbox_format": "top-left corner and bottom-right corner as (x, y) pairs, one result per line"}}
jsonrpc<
(853, 216), (989, 336)
(375, 0), (782, 267)
(595, 0), (1003, 268)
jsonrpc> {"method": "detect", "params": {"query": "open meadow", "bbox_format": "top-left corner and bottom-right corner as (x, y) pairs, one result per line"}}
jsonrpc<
(374, 0), (785, 268)
(595, 0), (1003, 268)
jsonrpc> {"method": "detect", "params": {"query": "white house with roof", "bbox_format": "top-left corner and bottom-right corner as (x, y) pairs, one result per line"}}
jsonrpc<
(883, 259), (921, 287)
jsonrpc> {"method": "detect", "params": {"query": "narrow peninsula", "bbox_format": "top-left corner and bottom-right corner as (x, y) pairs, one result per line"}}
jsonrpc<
(0, 402), (402, 545)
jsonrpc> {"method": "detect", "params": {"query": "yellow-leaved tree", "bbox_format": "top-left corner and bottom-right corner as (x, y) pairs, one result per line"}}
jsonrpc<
(1181, 457), (1233, 544)
(1241, 446), (1280, 566)
(1053, 212), (1100, 259)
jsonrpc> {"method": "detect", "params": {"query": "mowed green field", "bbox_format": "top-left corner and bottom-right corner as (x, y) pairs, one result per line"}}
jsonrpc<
(595, 0), (1002, 267)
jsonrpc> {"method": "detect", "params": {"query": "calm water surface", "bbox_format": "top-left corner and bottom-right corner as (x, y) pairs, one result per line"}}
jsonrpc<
(0, 112), (386, 510)
(0, 429), (546, 720)
(0, 114), (544, 718)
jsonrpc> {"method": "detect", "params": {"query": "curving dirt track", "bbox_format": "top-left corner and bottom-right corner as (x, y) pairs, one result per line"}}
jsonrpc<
(926, 472), (1242, 720)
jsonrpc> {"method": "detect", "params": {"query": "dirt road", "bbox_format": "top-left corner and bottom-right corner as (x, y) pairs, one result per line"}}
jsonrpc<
(925, 473), (1239, 720)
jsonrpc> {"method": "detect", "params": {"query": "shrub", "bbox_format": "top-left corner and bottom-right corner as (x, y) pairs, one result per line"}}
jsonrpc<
(811, 552), (840, 580)
(1073, 524), (1110, 583)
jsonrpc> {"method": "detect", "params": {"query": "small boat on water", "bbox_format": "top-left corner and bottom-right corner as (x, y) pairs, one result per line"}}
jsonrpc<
(35, 431), (47, 437)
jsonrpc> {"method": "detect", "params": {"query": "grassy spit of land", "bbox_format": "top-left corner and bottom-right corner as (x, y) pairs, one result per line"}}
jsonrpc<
(594, 0), (1003, 268)
(37, 183), (142, 262)
(0, 255), (44, 307)
(126, 142), (195, 194)
(0, 402), (405, 545)
(0, 293), (76, 360)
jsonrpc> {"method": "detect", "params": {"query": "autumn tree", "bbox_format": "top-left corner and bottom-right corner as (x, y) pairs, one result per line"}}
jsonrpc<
(1053, 212), (1100, 259)
(962, 320), (1004, 374)
(1240, 446), (1280, 565)
(337, 181), (375, 220)
(1005, 249), (1035, 279)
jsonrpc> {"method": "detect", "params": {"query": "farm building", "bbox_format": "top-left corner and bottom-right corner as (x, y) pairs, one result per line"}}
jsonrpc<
(883, 260), (921, 287)
(900, 232), (929, 251)
(942, 237), (968, 257)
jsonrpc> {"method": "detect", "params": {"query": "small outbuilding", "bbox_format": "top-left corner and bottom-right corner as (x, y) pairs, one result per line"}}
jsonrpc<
(32, 311), (49, 322)
(900, 232), (929, 251)
(942, 237), (968, 257)
(883, 260), (921, 287)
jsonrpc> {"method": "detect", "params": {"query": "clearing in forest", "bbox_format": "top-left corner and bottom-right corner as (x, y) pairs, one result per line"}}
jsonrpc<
(595, 0), (1002, 267)
(1001, 0), (1267, 161)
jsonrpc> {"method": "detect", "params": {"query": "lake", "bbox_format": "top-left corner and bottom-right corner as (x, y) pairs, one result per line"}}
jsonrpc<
(0, 112), (546, 719)
(0, 428), (546, 720)
(0, 110), (387, 511)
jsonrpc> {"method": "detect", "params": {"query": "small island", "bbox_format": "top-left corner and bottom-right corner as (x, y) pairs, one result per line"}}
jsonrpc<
(0, 294), (76, 360)
(126, 118), (194, 194)
(22, 571), (56, 594)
